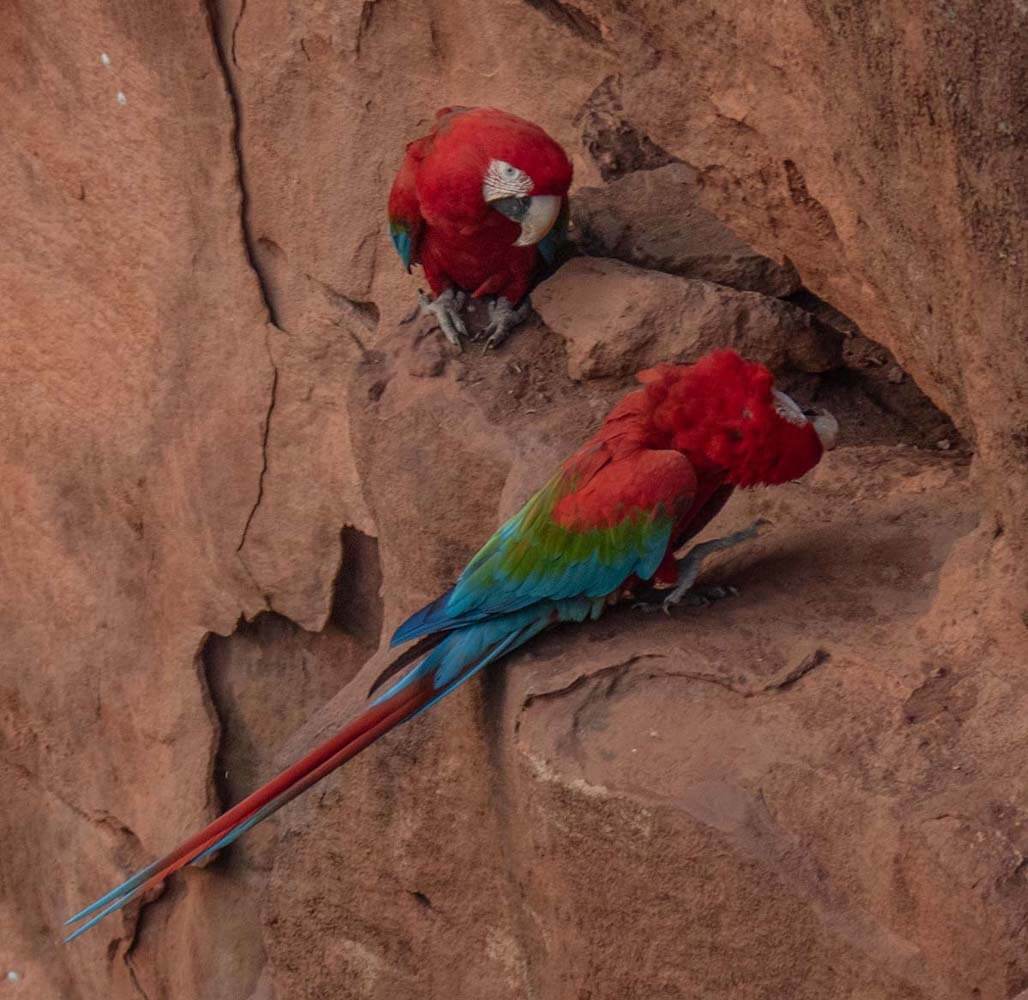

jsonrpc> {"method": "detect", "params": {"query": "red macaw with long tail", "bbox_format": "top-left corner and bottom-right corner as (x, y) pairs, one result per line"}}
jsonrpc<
(388, 106), (573, 349)
(65, 350), (837, 940)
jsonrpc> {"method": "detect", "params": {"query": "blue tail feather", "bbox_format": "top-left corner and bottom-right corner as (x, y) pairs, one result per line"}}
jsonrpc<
(66, 597), (602, 942)
(391, 587), (456, 646)
(379, 597), (603, 711)
(376, 604), (554, 706)
(64, 862), (159, 931)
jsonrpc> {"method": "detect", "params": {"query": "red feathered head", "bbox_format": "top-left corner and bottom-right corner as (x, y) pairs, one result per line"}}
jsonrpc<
(414, 107), (572, 245)
(639, 350), (837, 487)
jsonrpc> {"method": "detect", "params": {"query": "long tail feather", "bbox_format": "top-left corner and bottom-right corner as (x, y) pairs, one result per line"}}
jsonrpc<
(65, 608), (557, 942)
(64, 677), (431, 941)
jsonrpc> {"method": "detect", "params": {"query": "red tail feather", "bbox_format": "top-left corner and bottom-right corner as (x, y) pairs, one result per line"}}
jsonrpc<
(138, 677), (433, 890)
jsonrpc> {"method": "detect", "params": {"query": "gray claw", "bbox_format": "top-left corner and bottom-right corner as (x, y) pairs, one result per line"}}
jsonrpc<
(418, 288), (468, 349)
(677, 584), (739, 608)
(481, 296), (532, 350)
(636, 519), (769, 615)
(654, 582), (736, 615)
(633, 599), (664, 614)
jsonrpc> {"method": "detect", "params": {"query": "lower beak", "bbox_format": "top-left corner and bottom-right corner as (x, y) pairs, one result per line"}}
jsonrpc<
(514, 195), (562, 247)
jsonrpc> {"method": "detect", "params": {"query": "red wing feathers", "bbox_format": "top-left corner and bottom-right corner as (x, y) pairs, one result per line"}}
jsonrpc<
(554, 446), (697, 531)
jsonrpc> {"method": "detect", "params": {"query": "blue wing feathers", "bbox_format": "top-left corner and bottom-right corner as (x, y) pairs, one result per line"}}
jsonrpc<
(391, 450), (693, 649)
(391, 538), (665, 647)
(390, 226), (413, 271)
(391, 520), (673, 646)
(377, 597), (605, 708)
(391, 587), (457, 646)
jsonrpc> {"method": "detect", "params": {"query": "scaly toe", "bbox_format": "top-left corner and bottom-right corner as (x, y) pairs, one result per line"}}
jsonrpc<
(484, 326), (513, 350)
(692, 584), (738, 603)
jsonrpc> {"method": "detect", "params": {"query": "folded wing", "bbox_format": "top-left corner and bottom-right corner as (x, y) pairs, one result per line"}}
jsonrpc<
(387, 143), (426, 271)
(392, 445), (697, 645)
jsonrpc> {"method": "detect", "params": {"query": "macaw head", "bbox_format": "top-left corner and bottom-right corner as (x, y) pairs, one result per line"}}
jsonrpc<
(417, 107), (573, 246)
(641, 350), (838, 487)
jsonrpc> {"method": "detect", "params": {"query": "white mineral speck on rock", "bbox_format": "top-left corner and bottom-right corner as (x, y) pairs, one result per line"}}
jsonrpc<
(6, 970), (21, 982)
(936, 439), (952, 451)
(116, 91), (127, 105)
(100, 52), (111, 67)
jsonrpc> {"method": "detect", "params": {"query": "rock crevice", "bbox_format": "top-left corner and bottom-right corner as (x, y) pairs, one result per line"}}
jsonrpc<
(2, 2), (1026, 998)
(205, 0), (284, 333)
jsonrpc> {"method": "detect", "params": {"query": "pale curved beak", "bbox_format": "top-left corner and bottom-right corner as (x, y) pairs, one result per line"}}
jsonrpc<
(772, 389), (807, 426)
(810, 410), (839, 451)
(513, 194), (562, 247)
(774, 389), (839, 450)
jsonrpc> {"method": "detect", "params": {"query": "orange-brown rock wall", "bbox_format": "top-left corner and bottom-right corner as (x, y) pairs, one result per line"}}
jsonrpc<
(1, 2), (1025, 999)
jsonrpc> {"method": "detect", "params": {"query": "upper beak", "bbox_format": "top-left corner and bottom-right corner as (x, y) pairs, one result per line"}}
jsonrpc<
(776, 389), (839, 451)
(513, 195), (562, 247)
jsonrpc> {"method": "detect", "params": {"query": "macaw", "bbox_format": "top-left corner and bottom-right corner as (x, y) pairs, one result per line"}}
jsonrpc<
(65, 350), (837, 940)
(388, 106), (573, 349)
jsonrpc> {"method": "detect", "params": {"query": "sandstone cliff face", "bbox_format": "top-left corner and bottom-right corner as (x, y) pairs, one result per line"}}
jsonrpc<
(1, 2), (1025, 999)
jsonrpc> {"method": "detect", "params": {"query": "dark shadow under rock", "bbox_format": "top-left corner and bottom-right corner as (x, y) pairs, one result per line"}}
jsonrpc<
(572, 162), (801, 297)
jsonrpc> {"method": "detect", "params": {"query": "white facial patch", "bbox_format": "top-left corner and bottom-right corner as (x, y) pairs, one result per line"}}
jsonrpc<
(772, 389), (808, 427)
(483, 159), (533, 203)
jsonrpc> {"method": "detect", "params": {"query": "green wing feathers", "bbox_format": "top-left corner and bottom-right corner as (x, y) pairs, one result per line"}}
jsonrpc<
(392, 447), (696, 644)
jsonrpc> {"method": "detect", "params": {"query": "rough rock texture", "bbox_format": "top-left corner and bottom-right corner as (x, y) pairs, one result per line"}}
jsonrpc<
(578, 4), (1028, 553)
(2, 2), (1026, 1000)
(576, 73), (676, 181)
(250, 331), (1024, 1000)
(572, 163), (802, 296)
(533, 257), (841, 379)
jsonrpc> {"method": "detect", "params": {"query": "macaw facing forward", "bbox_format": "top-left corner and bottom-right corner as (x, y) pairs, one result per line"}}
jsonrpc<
(65, 350), (837, 940)
(388, 106), (573, 349)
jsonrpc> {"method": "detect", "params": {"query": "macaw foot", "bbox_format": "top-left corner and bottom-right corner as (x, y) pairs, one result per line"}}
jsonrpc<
(418, 288), (468, 350)
(477, 296), (532, 350)
(676, 583), (739, 607)
(635, 518), (772, 615)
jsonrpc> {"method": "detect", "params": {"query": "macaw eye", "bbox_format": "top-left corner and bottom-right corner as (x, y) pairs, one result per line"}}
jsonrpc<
(483, 159), (533, 203)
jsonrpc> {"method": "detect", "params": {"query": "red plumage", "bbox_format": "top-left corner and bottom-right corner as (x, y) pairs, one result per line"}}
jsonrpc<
(640, 350), (825, 487)
(388, 107), (573, 303)
(555, 349), (826, 584)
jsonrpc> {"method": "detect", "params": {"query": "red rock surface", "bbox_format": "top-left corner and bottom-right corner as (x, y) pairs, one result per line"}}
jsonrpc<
(1, 2), (1025, 999)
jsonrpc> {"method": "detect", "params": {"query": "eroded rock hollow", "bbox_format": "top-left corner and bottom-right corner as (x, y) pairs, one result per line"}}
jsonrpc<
(2, 2), (1026, 999)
